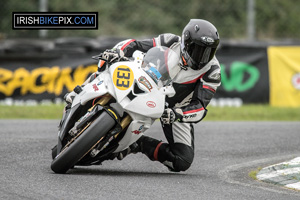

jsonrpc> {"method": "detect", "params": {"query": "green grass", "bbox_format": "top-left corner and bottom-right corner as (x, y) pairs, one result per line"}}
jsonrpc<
(0, 104), (65, 119)
(249, 167), (262, 180)
(205, 104), (300, 121)
(0, 104), (299, 120)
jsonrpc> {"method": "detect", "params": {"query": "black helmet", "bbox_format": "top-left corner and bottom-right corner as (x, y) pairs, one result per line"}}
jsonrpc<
(181, 19), (220, 70)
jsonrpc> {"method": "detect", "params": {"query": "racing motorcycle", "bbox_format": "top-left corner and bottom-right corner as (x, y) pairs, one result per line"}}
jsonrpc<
(51, 46), (181, 173)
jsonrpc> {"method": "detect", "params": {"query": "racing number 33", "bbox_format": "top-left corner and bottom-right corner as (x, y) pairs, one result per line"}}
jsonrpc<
(113, 65), (134, 90)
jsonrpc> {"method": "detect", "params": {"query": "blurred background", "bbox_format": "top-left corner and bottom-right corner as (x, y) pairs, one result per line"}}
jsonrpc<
(0, 0), (299, 107)
(1, 0), (299, 41)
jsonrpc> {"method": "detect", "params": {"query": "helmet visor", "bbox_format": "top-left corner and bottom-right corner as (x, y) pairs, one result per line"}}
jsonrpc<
(187, 43), (216, 67)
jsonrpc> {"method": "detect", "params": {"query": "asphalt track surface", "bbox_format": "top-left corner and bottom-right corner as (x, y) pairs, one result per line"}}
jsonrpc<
(1, 120), (300, 200)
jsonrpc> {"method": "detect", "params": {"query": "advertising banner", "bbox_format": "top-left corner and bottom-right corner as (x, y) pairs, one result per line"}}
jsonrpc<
(215, 45), (269, 104)
(268, 46), (300, 107)
(0, 53), (98, 105)
(0, 39), (271, 105)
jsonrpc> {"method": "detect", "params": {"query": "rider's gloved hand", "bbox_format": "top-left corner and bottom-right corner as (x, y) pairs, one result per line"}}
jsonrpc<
(161, 108), (183, 124)
(101, 49), (129, 63)
(101, 49), (120, 63)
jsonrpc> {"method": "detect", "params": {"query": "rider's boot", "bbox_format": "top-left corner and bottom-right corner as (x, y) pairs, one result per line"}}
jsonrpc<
(116, 142), (141, 160)
(116, 135), (162, 160)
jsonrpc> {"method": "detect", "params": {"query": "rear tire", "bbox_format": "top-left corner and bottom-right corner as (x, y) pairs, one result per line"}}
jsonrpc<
(50, 111), (116, 174)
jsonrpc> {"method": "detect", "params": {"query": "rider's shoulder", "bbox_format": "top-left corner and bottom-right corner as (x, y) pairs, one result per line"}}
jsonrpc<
(155, 33), (180, 47)
(201, 57), (221, 83)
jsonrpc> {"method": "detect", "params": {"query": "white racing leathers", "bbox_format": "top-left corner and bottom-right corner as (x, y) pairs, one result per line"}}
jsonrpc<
(109, 33), (221, 172)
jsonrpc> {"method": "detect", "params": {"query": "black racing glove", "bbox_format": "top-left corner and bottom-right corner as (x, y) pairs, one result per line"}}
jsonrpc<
(100, 49), (129, 63)
(161, 108), (183, 124)
(101, 49), (120, 63)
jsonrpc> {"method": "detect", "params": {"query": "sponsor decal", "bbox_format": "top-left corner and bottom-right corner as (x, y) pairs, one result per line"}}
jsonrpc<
(200, 36), (214, 44)
(146, 101), (156, 108)
(132, 130), (141, 134)
(113, 65), (134, 90)
(92, 84), (99, 91)
(183, 114), (197, 119)
(146, 66), (162, 82)
(292, 73), (300, 90)
(132, 125), (144, 135)
(138, 76), (152, 91)
(208, 69), (221, 81)
(97, 80), (103, 86)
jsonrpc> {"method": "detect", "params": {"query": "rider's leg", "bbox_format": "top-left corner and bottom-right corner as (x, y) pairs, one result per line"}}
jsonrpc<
(141, 121), (194, 172)
(117, 121), (194, 172)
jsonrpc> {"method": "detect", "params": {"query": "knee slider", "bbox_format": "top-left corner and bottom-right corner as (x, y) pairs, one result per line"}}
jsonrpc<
(172, 156), (192, 172)
(171, 143), (194, 172)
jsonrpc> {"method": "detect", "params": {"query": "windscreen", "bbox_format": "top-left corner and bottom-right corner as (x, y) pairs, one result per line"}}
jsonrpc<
(141, 46), (180, 88)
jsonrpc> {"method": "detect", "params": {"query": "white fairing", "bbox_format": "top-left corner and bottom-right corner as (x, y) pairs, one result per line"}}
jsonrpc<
(71, 70), (115, 106)
(108, 62), (165, 119)
(71, 47), (178, 153)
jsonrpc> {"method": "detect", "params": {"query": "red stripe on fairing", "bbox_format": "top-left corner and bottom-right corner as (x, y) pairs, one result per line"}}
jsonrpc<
(181, 74), (204, 84)
(203, 85), (216, 92)
(183, 107), (204, 114)
(152, 38), (156, 47)
(120, 39), (136, 51)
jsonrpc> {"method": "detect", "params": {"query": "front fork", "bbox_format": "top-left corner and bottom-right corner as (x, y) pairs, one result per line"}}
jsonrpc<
(93, 94), (132, 131)
(87, 94), (133, 157)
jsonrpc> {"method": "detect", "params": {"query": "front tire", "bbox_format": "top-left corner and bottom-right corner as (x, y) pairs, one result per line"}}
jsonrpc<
(51, 111), (116, 174)
(51, 145), (57, 159)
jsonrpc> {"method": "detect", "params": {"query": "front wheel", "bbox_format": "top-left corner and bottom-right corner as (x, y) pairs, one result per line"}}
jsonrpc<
(51, 111), (116, 174)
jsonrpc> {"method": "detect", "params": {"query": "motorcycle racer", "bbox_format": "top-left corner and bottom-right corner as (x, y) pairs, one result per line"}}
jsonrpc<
(111, 19), (221, 172)
(66, 19), (221, 172)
